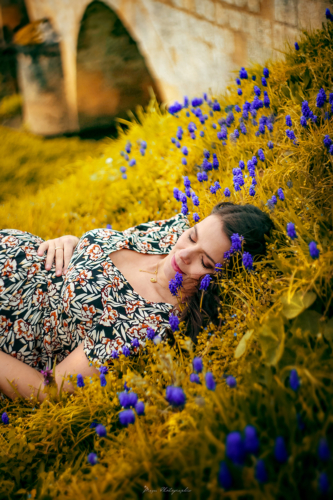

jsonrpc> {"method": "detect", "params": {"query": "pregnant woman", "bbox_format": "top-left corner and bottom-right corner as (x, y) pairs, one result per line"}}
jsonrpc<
(0, 202), (274, 402)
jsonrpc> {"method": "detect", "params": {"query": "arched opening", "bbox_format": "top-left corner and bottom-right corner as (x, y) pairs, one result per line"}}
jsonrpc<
(76, 1), (161, 133)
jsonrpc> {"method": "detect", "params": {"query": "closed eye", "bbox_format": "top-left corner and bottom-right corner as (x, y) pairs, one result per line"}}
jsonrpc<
(188, 233), (212, 270)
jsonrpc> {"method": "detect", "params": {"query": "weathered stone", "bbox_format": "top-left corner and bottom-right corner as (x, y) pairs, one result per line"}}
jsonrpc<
(274, 0), (297, 26)
(247, 0), (261, 13)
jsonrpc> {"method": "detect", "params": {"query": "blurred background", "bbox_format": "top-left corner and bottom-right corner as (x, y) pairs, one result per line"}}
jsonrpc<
(0, 0), (330, 139)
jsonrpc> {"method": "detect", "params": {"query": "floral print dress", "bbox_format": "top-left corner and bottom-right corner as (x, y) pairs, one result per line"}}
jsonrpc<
(0, 213), (190, 371)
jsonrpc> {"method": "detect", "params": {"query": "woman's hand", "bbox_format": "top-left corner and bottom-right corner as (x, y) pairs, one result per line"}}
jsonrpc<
(37, 235), (80, 276)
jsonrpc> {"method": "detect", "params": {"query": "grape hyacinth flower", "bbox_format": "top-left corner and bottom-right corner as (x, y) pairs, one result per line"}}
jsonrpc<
(192, 195), (199, 206)
(263, 67), (269, 78)
(287, 222), (297, 240)
(263, 91), (270, 108)
(302, 101), (312, 119)
(182, 146), (188, 156)
(239, 160), (245, 170)
(169, 272), (183, 296)
(119, 409), (136, 427)
(192, 97), (203, 107)
(125, 142), (131, 154)
(323, 135), (332, 148)
(244, 425), (259, 455)
(212, 154), (219, 170)
(205, 372), (216, 391)
(182, 158), (187, 166)
(100, 374), (107, 387)
(285, 115), (292, 127)
(226, 376), (237, 388)
(131, 338), (139, 348)
(261, 77), (267, 87)
(135, 401), (145, 415)
(255, 459), (268, 483)
(237, 89), (243, 96)
(230, 233), (243, 252)
(326, 8), (333, 21)
(240, 123), (247, 134)
(190, 373), (201, 384)
(254, 86), (261, 97)
(181, 204), (188, 216)
(236, 78), (241, 85)
(202, 172), (208, 181)
(239, 67), (248, 79)
(252, 75), (256, 81)
(286, 129), (296, 141)
(300, 116), (307, 127)
(193, 213), (200, 222)
(258, 149), (265, 161)
(295, 42), (299, 50)
(226, 431), (245, 465)
(318, 473), (330, 495)
(77, 374), (85, 388)
(193, 356), (203, 373)
(224, 187), (231, 197)
(95, 424), (107, 437)
(274, 436), (288, 463)
(212, 101), (221, 111)
(330, 144), (333, 155)
(249, 186), (255, 197)
(316, 88), (327, 108)
(129, 159), (136, 167)
(309, 241), (320, 259)
(122, 346), (131, 357)
(87, 453), (98, 465)
(267, 141), (274, 149)
(200, 274), (212, 291)
(218, 461), (232, 490)
(271, 195), (277, 205)
(168, 101), (183, 115)
(277, 188), (285, 200)
(318, 438), (331, 462)
(146, 327), (155, 340)
(166, 386), (186, 406)
(169, 314), (179, 332)
(1, 412), (9, 425)
(289, 369), (300, 391)
(235, 105), (241, 112)
(242, 252), (253, 271)
(183, 176), (191, 188)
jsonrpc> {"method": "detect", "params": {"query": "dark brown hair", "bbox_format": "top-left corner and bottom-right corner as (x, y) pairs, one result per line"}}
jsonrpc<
(168, 202), (275, 346)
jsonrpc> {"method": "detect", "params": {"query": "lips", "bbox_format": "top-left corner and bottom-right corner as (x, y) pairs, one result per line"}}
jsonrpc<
(171, 254), (184, 274)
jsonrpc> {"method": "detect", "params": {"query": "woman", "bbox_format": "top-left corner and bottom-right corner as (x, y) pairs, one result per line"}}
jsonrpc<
(0, 202), (274, 401)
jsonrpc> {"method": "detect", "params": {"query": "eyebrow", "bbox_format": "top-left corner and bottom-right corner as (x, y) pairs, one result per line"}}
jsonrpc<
(194, 225), (215, 266)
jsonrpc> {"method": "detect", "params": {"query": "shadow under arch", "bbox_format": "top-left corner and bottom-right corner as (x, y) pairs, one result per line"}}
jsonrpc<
(76, 0), (162, 133)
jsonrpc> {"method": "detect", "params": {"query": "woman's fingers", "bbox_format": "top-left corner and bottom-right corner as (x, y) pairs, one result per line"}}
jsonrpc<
(37, 241), (48, 256)
(63, 242), (73, 274)
(55, 247), (64, 276)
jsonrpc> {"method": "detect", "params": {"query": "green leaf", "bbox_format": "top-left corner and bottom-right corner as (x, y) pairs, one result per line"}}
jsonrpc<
(281, 291), (317, 319)
(258, 316), (285, 366)
(290, 310), (321, 336)
(234, 330), (254, 359)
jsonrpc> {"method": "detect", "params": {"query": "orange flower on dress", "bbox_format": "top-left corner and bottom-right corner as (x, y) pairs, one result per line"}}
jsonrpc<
(102, 336), (124, 354)
(147, 313), (163, 328)
(75, 269), (92, 286)
(27, 262), (41, 280)
(125, 300), (145, 315)
(97, 229), (116, 240)
(127, 324), (147, 340)
(77, 237), (90, 252)
(0, 278), (4, 294)
(111, 276), (124, 292)
(23, 244), (37, 261)
(101, 284), (112, 306)
(81, 304), (97, 319)
(115, 240), (130, 250)
(32, 288), (45, 309)
(159, 233), (177, 249)
(2, 258), (17, 278)
(101, 261), (114, 278)
(85, 244), (103, 261)
(8, 289), (24, 310)
(1, 235), (19, 247)
(136, 241), (153, 253)
(100, 305), (118, 326)
(63, 283), (75, 314)
(47, 280), (57, 297)
(0, 315), (13, 335)
(13, 319), (34, 341)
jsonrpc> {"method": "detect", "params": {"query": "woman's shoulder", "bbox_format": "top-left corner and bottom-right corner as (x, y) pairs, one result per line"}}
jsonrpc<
(122, 213), (190, 237)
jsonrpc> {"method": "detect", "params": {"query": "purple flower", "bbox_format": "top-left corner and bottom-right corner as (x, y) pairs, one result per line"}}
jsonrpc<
(252, 155), (258, 165)
(309, 241), (320, 259)
(316, 88), (327, 108)
(231, 233), (242, 252)
(249, 186), (255, 197)
(226, 376), (237, 388)
(330, 144), (333, 155)
(125, 142), (131, 154)
(302, 101), (312, 119)
(200, 274), (212, 291)
(323, 135), (332, 148)
(271, 195), (277, 205)
(263, 67), (269, 78)
(77, 374), (85, 388)
(188, 122), (197, 133)
(166, 385), (186, 406)
(254, 86), (261, 97)
(176, 141), (181, 149)
(212, 156), (219, 170)
(318, 473), (330, 495)
(146, 327), (155, 340)
(242, 251), (253, 270)
(234, 129), (240, 138)
(182, 146), (188, 156)
(244, 425), (259, 455)
(192, 195), (200, 206)
(193, 357), (203, 373)
(300, 116), (307, 127)
(224, 187), (231, 197)
(258, 149), (265, 161)
(239, 67), (248, 79)
(87, 452), (98, 465)
(193, 213), (200, 222)
(226, 431), (245, 465)
(289, 369), (300, 391)
(120, 166), (126, 173)
(119, 409), (135, 427)
(326, 8), (333, 20)
(274, 436), (288, 463)
(169, 272), (183, 296)
(318, 438), (331, 462)
(212, 101), (221, 111)
(261, 77), (267, 87)
(191, 133), (196, 140)
(122, 174), (127, 180)
(140, 148), (145, 155)
(173, 188), (180, 201)
(197, 172), (203, 183)
(129, 159), (136, 167)
(295, 42), (299, 50)
(210, 186), (216, 195)
(202, 172), (208, 181)
(131, 338), (139, 348)
(90, 420), (98, 428)
(127, 393), (138, 408)
(181, 204), (188, 216)
(1, 412), (9, 425)
(171, 137), (176, 144)
(190, 373), (201, 384)
(218, 461), (232, 490)
(236, 78), (241, 85)
(235, 105), (241, 112)
(183, 176), (191, 188)
(141, 140), (147, 149)
(95, 424), (107, 437)
(240, 123), (247, 134)
(287, 222), (297, 240)
(100, 374), (107, 387)
(263, 91), (270, 108)
(255, 459), (268, 483)
(111, 350), (119, 359)
(181, 158), (187, 165)
(122, 346), (131, 357)
(285, 115), (292, 127)
(168, 101), (183, 114)
(267, 141), (274, 149)
(203, 149), (210, 159)
(169, 314), (179, 332)
(286, 129), (296, 141)
(214, 181), (221, 191)
(277, 188), (285, 200)
(135, 401), (145, 415)
(237, 89), (243, 96)
(205, 372), (216, 390)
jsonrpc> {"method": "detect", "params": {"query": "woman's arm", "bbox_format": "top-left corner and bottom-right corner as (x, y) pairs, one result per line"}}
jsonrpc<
(37, 235), (80, 276)
(0, 343), (100, 403)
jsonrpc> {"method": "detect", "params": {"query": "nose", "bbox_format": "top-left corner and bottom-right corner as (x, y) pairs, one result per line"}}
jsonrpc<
(177, 248), (192, 265)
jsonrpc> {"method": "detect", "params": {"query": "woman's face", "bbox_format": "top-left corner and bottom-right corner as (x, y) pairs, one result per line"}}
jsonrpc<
(162, 215), (231, 287)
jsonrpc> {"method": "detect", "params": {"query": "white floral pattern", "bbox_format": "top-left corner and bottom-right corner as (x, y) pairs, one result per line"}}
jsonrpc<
(0, 213), (189, 370)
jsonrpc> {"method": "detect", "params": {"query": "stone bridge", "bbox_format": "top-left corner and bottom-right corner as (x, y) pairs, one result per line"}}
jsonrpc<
(20, 0), (329, 134)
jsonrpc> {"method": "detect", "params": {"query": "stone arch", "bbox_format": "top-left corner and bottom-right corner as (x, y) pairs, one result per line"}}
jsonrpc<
(76, 0), (161, 131)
